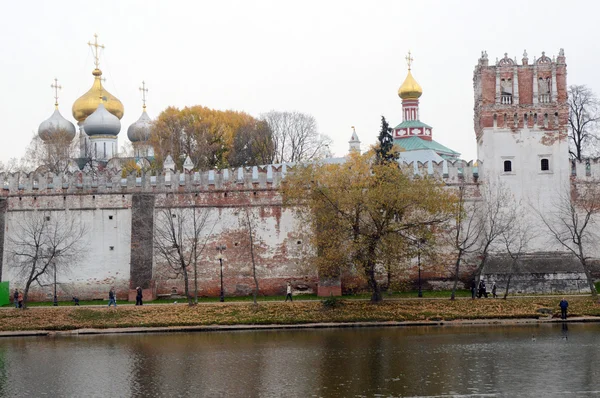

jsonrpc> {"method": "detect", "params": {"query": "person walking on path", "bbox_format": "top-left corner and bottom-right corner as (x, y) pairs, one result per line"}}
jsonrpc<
(13, 289), (19, 309)
(17, 291), (23, 308)
(108, 287), (117, 308)
(478, 279), (488, 298)
(285, 282), (293, 302)
(135, 287), (143, 306)
(470, 279), (476, 299)
(559, 298), (569, 320)
(491, 282), (497, 298)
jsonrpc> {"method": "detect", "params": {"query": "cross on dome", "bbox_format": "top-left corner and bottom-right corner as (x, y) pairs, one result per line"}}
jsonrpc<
(88, 33), (105, 70)
(139, 81), (148, 110)
(51, 78), (62, 108)
(406, 51), (414, 71)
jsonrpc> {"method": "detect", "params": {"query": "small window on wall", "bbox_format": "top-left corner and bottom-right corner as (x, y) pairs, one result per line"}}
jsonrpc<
(541, 158), (549, 171)
(503, 160), (512, 173)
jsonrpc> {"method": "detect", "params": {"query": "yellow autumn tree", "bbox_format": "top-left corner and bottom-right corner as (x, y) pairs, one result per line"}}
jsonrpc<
(149, 106), (267, 170)
(282, 151), (458, 302)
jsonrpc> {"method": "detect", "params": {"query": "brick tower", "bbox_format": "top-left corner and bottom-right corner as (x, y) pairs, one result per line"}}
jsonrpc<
(473, 50), (569, 219)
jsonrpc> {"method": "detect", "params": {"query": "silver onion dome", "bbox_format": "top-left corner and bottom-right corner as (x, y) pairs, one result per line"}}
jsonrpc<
(83, 102), (121, 136)
(127, 109), (152, 142)
(38, 108), (76, 142)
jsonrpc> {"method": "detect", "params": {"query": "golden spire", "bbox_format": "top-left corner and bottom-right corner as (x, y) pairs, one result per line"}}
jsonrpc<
(88, 33), (105, 70)
(398, 51), (423, 100)
(139, 81), (148, 110)
(51, 78), (62, 109)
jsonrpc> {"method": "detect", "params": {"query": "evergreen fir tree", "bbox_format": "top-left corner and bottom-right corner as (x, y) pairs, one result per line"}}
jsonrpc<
(375, 116), (397, 164)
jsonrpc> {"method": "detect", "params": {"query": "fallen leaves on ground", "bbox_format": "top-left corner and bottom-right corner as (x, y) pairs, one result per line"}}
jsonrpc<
(0, 297), (597, 332)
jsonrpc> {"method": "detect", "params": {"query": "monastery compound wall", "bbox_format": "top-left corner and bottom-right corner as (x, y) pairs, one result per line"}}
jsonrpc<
(0, 161), (479, 301)
(3, 48), (598, 300)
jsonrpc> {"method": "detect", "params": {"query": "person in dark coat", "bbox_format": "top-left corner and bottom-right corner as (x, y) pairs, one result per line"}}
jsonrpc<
(478, 279), (488, 298)
(108, 287), (117, 308)
(17, 292), (23, 308)
(470, 279), (476, 299)
(135, 287), (143, 306)
(13, 289), (19, 309)
(559, 298), (568, 320)
(72, 296), (80, 306)
(491, 282), (497, 298)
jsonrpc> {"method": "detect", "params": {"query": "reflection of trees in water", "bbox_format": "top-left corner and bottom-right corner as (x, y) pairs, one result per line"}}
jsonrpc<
(5, 326), (600, 396)
(0, 348), (6, 396)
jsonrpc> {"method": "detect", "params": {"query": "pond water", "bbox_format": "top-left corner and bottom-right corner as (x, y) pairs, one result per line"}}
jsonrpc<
(0, 323), (596, 397)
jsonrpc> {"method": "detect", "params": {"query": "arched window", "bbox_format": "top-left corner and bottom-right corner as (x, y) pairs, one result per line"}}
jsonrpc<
(541, 158), (549, 171)
(504, 160), (512, 172)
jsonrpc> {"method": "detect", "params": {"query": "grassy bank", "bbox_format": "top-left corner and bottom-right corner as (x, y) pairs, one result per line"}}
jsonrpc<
(3, 290), (472, 307)
(0, 296), (598, 332)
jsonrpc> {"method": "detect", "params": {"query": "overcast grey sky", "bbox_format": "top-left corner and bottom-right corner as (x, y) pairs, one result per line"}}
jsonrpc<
(1, 0), (597, 165)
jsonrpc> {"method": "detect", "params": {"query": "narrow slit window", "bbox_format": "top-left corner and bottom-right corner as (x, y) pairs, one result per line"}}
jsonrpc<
(504, 160), (512, 173)
(541, 158), (549, 171)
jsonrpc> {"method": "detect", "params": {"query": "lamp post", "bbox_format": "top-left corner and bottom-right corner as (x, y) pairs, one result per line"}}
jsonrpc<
(53, 259), (58, 306)
(417, 239), (425, 298)
(216, 245), (226, 302)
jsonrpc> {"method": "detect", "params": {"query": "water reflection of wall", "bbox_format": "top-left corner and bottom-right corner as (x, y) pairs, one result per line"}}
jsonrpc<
(0, 326), (599, 396)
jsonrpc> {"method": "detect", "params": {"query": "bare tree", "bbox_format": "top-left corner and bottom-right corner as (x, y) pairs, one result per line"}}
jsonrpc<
(538, 185), (600, 298)
(0, 158), (24, 174)
(240, 206), (261, 305)
(262, 111), (332, 163)
(498, 216), (533, 299)
(154, 204), (216, 305)
(569, 85), (600, 160)
(472, 180), (519, 283)
(449, 184), (484, 300)
(6, 211), (87, 308)
(21, 132), (79, 174)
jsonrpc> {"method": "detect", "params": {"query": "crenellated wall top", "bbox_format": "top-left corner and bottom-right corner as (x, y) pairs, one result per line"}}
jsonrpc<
(0, 159), (482, 197)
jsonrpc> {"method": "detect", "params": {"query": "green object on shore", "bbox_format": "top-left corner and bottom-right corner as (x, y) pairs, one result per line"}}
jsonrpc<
(0, 282), (9, 306)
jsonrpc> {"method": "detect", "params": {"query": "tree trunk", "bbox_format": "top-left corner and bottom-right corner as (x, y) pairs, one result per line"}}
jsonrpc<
(365, 243), (381, 303)
(193, 259), (198, 305)
(182, 267), (192, 306)
(450, 250), (463, 300)
(502, 273), (512, 300)
(503, 259), (516, 300)
(367, 261), (382, 302)
(474, 252), (488, 287)
(580, 259), (598, 298)
(249, 223), (259, 306)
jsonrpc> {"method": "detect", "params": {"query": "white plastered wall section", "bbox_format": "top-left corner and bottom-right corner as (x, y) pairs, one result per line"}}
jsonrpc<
(477, 126), (570, 251)
(1, 208), (132, 297)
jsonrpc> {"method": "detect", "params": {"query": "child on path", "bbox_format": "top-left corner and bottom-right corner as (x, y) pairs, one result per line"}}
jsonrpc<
(13, 289), (18, 308)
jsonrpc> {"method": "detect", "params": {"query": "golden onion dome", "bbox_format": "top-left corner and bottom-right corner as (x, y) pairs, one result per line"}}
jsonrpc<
(398, 69), (423, 100)
(72, 68), (124, 123)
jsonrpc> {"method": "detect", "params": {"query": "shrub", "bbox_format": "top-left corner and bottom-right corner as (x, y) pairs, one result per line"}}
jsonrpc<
(321, 295), (343, 309)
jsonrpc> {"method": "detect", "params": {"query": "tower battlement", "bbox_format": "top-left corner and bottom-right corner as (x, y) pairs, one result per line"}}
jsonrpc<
(474, 49), (568, 140)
